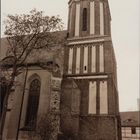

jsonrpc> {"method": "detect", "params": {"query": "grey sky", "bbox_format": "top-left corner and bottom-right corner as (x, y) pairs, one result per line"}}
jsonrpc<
(1, 0), (139, 111)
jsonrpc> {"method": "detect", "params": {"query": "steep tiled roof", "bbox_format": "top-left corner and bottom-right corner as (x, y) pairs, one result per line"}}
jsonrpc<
(0, 30), (67, 59)
(0, 30), (67, 66)
(120, 111), (140, 127)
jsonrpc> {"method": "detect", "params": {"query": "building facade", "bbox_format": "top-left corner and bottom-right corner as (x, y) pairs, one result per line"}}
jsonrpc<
(121, 111), (140, 140)
(1, 31), (66, 140)
(2, 0), (121, 140)
(60, 0), (121, 139)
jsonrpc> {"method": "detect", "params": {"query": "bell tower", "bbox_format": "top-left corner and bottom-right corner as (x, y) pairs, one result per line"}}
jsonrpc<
(61, 0), (121, 140)
(68, 0), (111, 38)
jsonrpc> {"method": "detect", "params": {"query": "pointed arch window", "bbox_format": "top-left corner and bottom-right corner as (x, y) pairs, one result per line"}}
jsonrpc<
(25, 79), (41, 129)
(82, 8), (87, 31)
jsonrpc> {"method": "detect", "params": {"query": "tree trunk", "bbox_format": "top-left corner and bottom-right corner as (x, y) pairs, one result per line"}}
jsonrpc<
(0, 84), (12, 137)
(0, 67), (16, 137)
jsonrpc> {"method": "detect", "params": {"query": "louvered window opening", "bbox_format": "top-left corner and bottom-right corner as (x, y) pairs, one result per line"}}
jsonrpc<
(83, 8), (87, 31)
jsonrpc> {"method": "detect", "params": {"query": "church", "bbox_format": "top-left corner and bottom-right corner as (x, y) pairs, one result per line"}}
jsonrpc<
(2, 0), (121, 139)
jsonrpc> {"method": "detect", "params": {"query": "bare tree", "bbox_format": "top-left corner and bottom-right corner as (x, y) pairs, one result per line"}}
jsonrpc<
(0, 9), (64, 135)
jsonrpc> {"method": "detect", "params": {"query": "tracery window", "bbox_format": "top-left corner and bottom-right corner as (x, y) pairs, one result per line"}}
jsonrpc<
(82, 8), (87, 31)
(25, 79), (41, 129)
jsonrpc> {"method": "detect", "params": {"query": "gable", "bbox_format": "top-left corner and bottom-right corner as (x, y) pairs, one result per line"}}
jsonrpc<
(120, 111), (140, 127)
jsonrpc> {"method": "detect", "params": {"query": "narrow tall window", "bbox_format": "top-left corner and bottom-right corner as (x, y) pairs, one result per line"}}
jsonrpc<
(25, 79), (41, 129)
(91, 46), (96, 73)
(75, 3), (80, 36)
(83, 8), (87, 31)
(100, 81), (108, 114)
(90, 1), (95, 34)
(100, 2), (104, 35)
(88, 81), (97, 114)
(83, 46), (88, 73)
(99, 44), (104, 72)
(68, 48), (73, 74)
(76, 47), (81, 74)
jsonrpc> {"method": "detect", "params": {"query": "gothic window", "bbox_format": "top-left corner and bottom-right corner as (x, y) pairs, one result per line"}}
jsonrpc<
(25, 79), (41, 129)
(82, 8), (87, 31)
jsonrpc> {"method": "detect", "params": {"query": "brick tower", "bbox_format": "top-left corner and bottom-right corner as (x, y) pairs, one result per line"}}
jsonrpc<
(60, 0), (121, 140)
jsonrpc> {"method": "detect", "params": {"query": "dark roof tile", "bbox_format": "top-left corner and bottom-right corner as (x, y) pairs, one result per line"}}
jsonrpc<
(120, 111), (140, 127)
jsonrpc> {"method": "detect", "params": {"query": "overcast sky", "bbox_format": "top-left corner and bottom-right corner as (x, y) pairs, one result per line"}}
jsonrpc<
(1, 0), (139, 112)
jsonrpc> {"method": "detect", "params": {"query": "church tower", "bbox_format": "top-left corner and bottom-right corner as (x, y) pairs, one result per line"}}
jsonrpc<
(61, 0), (121, 139)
